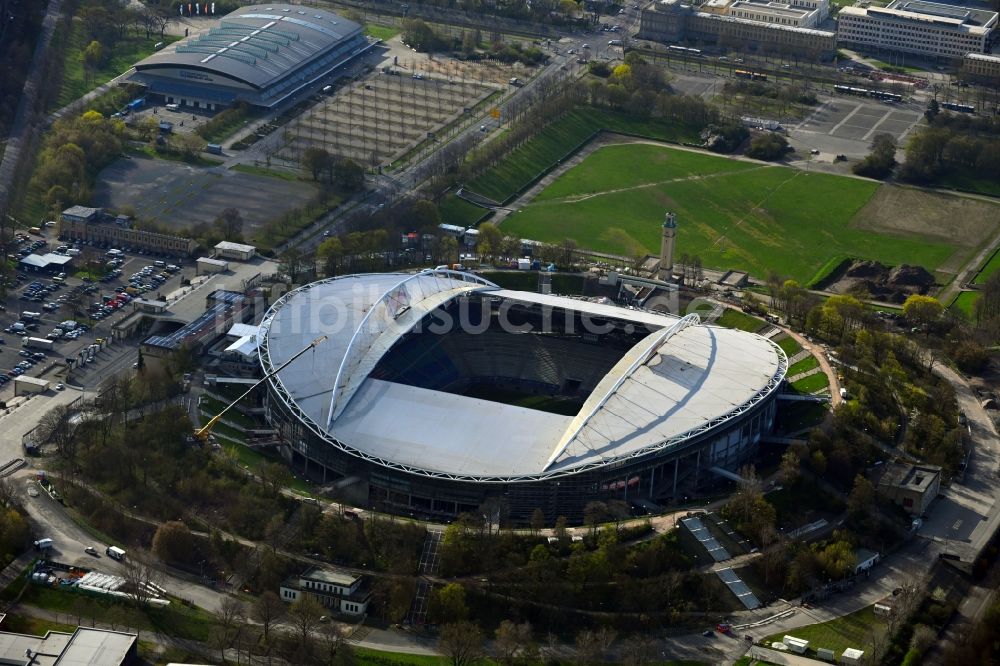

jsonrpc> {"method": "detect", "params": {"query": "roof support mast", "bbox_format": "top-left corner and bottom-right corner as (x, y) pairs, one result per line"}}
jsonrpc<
(195, 334), (327, 441)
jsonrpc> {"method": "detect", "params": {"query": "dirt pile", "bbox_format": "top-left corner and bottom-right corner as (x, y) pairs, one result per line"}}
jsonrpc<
(826, 260), (935, 303)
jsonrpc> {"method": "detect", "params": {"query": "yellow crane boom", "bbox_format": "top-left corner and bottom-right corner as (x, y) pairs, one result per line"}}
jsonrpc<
(194, 334), (327, 441)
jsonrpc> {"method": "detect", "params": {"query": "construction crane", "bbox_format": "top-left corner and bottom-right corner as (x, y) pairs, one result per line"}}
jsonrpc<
(194, 334), (328, 442)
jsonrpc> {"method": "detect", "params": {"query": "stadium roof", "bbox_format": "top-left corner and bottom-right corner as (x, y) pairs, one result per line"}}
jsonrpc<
(132, 4), (362, 90)
(260, 272), (786, 481)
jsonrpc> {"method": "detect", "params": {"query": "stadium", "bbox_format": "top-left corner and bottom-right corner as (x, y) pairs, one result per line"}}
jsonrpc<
(127, 4), (374, 110)
(258, 271), (788, 523)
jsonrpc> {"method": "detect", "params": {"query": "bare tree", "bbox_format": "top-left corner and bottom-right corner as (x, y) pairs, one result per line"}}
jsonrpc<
(252, 591), (286, 644)
(439, 621), (484, 666)
(620, 635), (656, 666)
(213, 596), (247, 662)
(494, 620), (532, 664)
(289, 594), (325, 646)
(0, 476), (15, 508)
(120, 551), (163, 607)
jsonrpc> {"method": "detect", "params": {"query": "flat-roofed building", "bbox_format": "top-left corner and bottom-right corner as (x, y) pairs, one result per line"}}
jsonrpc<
(639, 0), (837, 57)
(962, 52), (1000, 81)
(728, 0), (828, 28)
(0, 616), (137, 665)
(837, 1), (998, 59)
(280, 567), (370, 615)
(215, 241), (257, 261)
(877, 462), (941, 515)
(60, 207), (198, 257)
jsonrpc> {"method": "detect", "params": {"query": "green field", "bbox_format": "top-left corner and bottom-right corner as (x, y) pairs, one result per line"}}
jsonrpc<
(775, 335), (802, 357)
(937, 167), (1000, 199)
(715, 308), (765, 332)
(790, 372), (830, 393)
(501, 144), (962, 283)
(764, 605), (887, 657)
(466, 108), (701, 205)
(439, 193), (491, 227)
(364, 24), (401, 40)
(974, 249), (1000, 285)
(55, 23), (179, 110)
(787, 355), (820, 376)
(951, 291), (981, 319)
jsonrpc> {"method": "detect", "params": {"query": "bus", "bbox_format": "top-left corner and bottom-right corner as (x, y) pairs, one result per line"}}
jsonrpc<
(941, 101), (975, 113)
(668, 45), (702, 56)
(735, 69), (767, 81)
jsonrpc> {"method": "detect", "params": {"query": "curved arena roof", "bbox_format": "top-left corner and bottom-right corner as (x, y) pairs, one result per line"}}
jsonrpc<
(133, 4), (362, 90)
(259, 272), (787, 482)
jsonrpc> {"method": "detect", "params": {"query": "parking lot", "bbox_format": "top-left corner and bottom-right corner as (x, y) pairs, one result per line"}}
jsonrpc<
(0, 232), (195, 395)
(794, 98), (923, 144)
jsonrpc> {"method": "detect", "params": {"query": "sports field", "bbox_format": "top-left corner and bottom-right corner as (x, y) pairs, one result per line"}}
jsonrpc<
(501, 144), (998, 284)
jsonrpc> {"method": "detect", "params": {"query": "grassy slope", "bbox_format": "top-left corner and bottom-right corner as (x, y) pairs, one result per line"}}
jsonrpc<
(365, 25), (401, 40)
(715, 308), (765, 332)
(467, 108), (701, 204)
(936, 167), (1000, 199)
(950, 291), (980, 319)
(974, 248), (1000, 285)
(56, 23), (179, 110)
(787, 355), (820, 376)
(764, 605), (887, 656)
(502, 145), (958, 282)
(776, 335), (802, 357)
(790, 372), (830, 393)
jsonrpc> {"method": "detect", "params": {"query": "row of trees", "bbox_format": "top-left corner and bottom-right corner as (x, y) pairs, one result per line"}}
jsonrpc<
(899, 113), (1000, 183)
(31, 111), (125, 219)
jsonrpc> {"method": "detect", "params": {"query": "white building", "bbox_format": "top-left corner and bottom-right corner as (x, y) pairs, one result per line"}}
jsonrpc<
(728, 0), (828, 28)
(963, 52), (1000, 80)
(215, 241), (257, 262)
(279, 567), (370, 616)
(837, 1), (998, 59)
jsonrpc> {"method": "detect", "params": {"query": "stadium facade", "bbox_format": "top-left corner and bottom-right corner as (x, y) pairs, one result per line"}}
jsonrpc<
(127, 4), (373, 110)
(259, 271), (788, 523)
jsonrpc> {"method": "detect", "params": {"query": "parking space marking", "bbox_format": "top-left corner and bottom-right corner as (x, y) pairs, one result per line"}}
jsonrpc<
(828, 103), (864, 136)
(863, 107), (903, 141)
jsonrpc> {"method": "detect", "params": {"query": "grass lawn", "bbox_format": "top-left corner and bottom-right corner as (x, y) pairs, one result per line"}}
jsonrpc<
(501, 144), (965, 283)
(55, 24), (179, 110)
(765, 481), (844, 528)
(974, 248), (1000, 285)
(467, 107), (701, 204)
(775, 335), (801, 357)
(0, 613), (77, 635)
(776, 401), (829, 432)
(787, 355), (820, 376)
(364, 24), (401, 40)
(199, 395), (257, 429)
(936, 167), (1000, 198)
(230, 163), (302, 181)
(16, 587), (214, 642)
(950, 291), (980, 319)
(790, 372), (830, 394)
(715, 308), (765, 333)
(764, 605), (887, 656)
(439, 193), (491, 228)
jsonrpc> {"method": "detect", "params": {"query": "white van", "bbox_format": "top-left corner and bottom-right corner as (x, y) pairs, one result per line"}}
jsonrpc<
(106, 545), (126, 561)
(165, 103), (180, 111)
(34, 538), (54, 551)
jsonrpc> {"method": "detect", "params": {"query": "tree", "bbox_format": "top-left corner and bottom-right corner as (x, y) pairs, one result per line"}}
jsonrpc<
(853, 132), (897, 179)
(82, 41), (105, 83)
(779, 447), (802, 485)
(212, 207), (243, 242)
(746, 133), (792, 161)
(152, 520), (194, 564)
(620, 635), (656, 666)
(494, 620), (532, 665)
(279, 248), (308, 283)
(260, 462), (292, 496)
(213, 595), (246, 662)
(333, 158), (365, 191)
(530, 508), (545, 535)
(438, 621), (484, 666)
(302, 147), (333, 181)
(924, 98), (940, 123)
(410, 200), (441, 230)
(902, 294), (943, 329)
(289, 594), (325, 646)
(428, 582), (468, 624)
(317, 237), (344, 276)
(121, 551), (163, 606)
(847, 473), (876, 518)
(251, 591), (286, 644)
(583, 501), (608, 538)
